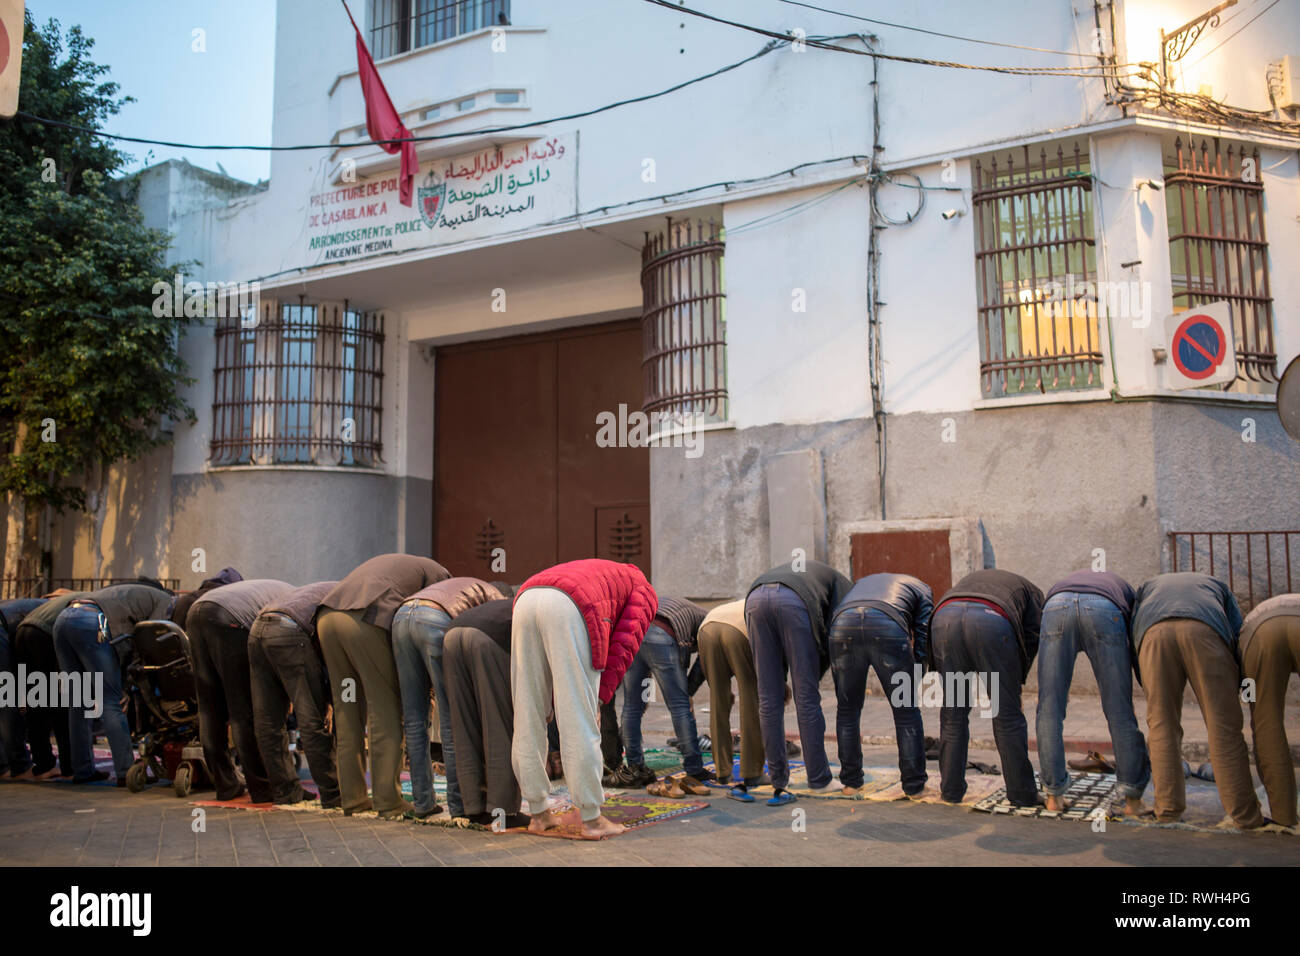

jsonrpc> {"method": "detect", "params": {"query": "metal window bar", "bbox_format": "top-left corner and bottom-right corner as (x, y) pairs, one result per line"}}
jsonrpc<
(370, 0), (412, 59)
(1168, 530), (1298, 612)
(1165, 137), (1276, 384)
(412, 0), (509, 47)
(640, 218), (728, 424)
(0, 577), (182, 601)
(210, 302), (385, 466)
(973, 142), (1101, 398)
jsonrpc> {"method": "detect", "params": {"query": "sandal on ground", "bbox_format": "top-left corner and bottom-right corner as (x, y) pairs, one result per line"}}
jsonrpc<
(647, 778), (686, 799)
(1067, 751), (1116, 773)
(678, 775), (710, 796)
(727, 786), (755, 803)
(766, 790), (796, 807)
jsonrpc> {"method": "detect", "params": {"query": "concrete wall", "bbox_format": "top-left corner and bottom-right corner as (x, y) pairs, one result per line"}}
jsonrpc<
(650, 418), (874, 600)
(167, 469), (432, 589)
(51, 445), (175, 581)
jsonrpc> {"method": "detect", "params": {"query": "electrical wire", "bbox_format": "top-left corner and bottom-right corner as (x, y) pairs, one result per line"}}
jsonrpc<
(642, 0), (1147, 77)
(12, 40), (782, 153)
(1184, 0), (1282, 70)
(775, 0), (1098, 58)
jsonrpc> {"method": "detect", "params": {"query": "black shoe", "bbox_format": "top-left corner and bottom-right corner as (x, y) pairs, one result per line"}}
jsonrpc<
(785, 740), (801, 757)
(73, 770), (110, 784)
(692, 767), (717, 783)
(275, 787), (316, 805)
(610, 764), (656, 788)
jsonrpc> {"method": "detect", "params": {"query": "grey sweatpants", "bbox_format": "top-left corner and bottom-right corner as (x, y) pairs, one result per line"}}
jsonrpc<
(511, 587), (604, 821)
(445, 625), (519, 817)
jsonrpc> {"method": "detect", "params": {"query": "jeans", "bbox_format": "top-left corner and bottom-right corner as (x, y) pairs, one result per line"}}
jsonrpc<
(1036, 591), (1149, 799)
(52, 605), (133, 780)
(391, 602), (458, 816)
(746, 583), (832, 790)
(829, 606), (926, 794)
(248, 614), (340, 806)
(14, 624), (72, 776)
(0, 627), (32, 776)
(932, 601), (1036, 805)
(620, 624), (704, 776)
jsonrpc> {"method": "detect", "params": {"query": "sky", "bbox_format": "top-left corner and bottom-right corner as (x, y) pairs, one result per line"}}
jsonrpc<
(26, 0), (277, 183)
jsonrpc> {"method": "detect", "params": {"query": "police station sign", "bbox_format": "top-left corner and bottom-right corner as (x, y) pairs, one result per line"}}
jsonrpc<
(305, 133), (576, 266)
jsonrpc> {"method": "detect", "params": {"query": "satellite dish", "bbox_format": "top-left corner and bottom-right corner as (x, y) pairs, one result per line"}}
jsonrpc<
(1279, 355), (1300, 442)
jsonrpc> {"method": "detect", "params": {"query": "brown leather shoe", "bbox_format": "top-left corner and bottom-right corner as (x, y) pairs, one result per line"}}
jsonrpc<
(1067, 751), (1115, 773)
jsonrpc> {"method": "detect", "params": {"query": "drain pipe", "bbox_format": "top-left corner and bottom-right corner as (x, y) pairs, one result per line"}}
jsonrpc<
(864, 34), (887, 520)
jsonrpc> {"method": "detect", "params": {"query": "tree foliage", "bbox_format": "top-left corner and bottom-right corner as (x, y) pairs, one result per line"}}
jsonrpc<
(0, 13), (195, 514)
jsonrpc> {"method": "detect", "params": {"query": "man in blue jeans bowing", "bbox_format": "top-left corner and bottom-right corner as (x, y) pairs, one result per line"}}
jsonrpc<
(391, 577), (506, 818)
(829, 573), (933, 797)
(1036, 569), (1149, 816)
(931, 569), (1044, 807)
(614, 593), (709, 790)
(746, 558), (852, 805)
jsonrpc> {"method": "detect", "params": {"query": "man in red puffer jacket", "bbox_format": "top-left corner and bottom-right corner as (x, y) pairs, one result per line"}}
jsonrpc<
(511, 559), (657, 839)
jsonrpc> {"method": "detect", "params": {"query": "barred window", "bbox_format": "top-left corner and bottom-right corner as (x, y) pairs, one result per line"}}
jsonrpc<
(973, 142), (1102, 398)
(370, 0), (509, 58)
(210, 300), (384, 467)
(1165, 137), (1276, 386)
(640, 218), (728, 424)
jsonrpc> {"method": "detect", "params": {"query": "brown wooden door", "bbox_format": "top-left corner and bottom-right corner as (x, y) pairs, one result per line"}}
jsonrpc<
(434, 318), (650, 583)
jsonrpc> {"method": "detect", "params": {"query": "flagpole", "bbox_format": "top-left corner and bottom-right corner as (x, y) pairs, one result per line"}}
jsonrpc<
(340, 0), (361, 35)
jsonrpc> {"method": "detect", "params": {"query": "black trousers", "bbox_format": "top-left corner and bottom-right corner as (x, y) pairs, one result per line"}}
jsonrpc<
(248, 614), (340, 806)
(600, 698), (622, 770)
(187, 602), (272, 802)
(13, 624), (72, 776)
(444, 626), (519, 817)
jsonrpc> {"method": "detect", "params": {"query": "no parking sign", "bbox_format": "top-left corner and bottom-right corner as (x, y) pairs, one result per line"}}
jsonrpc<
(1163, 301), (1236, 390)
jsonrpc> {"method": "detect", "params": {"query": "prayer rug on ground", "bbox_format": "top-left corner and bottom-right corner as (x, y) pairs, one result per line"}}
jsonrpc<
(503, 794), (708, 840)
(971, 771), (1118, 821)
(858, 767), (1005, 806)
(1115, 780), (1297, 836)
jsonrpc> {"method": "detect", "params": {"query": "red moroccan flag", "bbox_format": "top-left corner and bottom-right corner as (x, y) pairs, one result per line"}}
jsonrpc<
(343, 1), (417, 206)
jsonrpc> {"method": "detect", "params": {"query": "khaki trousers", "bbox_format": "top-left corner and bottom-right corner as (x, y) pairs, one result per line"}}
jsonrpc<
(1139, 619), (1263, 829)
(697, 620), (765, 784)
(1241, 615), (1300, 827)
(318, 609), (409, 814)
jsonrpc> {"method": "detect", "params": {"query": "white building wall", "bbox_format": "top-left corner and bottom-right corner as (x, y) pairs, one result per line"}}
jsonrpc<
(147, 0), (1298, 560)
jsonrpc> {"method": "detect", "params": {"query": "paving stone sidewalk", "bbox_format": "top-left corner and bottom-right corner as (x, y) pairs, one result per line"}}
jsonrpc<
(2, 743), (1294, 868)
